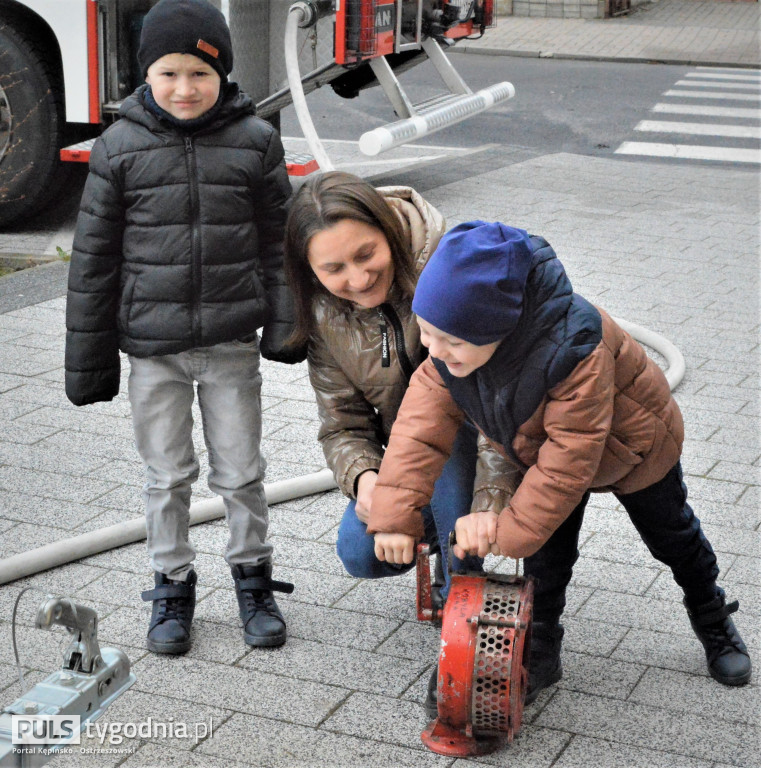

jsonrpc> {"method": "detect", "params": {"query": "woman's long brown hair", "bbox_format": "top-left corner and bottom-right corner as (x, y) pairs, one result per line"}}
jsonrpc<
(284, 172), (417, 347)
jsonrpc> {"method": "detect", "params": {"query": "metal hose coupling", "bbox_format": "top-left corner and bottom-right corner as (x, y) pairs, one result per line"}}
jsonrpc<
(289, 0), (334, 27)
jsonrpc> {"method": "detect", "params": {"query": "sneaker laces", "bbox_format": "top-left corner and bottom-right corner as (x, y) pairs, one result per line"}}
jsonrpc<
(695, 600), (746, 660)
(155, 592), (192, 625)
(238, 588), (279, 617)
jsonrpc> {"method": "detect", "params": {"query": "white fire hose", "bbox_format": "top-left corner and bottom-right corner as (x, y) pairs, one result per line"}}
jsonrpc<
(284, 3), (335, 171)
(0, 469), (338, 585)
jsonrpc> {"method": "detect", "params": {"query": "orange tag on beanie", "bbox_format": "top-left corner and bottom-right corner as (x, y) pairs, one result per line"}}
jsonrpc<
(197, 39), (219, 59)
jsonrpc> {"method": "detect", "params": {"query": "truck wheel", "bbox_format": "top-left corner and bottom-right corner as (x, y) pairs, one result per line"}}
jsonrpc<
(0, 21), (70, 227)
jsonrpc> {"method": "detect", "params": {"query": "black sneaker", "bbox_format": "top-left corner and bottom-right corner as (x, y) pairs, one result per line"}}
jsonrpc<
(231, 563), (294, 647)
(684, 591), (751, 686)
(141, 569), (197, 654)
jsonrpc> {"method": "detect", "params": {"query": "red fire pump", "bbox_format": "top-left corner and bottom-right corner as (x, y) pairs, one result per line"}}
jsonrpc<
(416, 538), (534, 756)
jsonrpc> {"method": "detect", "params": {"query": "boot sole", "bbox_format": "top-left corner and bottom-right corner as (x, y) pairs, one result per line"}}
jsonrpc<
(243, 630), (287, 648)
(709, 667), (752, 686)
(146, 637), (192, 655)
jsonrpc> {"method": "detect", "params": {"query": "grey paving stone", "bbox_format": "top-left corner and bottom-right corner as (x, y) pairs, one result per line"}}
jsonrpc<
(611, 626), (726, 678)
(0, 418), (61, 445)
(0, 440), (108, 476)
(121, 742), (252, 767)
(563, 615), (629, 657)
(375, 619), (441, 661)
(279, 600), (400, 651)
(322, 691), (432, 749)
(701, 523), (761, 558)
(132, 655), (347, 727)
(0, 562), (111, 618)
(191, 587), (240, 627)
(535, 690), (759, 766)
(724, 555), (761, 586)
(576, 592), (694, 636)
(333, 578), (419, 623)
(97, 689), (232, 751)
(0, 465), (120, 505)
(268, 536), (346, 576)
(196, 712), (450, 768)
(628, 667), (760, 727)
(548, 734), (712, 768)
(577, 532), (655, 567)
(238, 635), (427, 696)
(0, 372), (28, 393)
(559, 650), (646, 700)
(267, 505), (339, 541)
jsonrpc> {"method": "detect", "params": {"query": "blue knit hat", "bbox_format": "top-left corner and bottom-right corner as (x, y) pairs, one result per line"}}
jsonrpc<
(412, 221), (533, 346)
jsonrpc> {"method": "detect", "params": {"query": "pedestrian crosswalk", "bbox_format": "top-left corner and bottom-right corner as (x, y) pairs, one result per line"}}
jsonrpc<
(615, 66), (761, 165)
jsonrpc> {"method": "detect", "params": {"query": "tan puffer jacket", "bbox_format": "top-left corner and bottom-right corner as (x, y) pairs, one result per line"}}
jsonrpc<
(308, 186), (517, 508)
(369, 310), (684, 558)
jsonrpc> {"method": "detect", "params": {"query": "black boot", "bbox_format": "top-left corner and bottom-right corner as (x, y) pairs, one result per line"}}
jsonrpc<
(424, 663), (438, 719)
(684, 591), (751, 686)
(524, 621), (564, 705)
(141, 569), (197, 654)
(231, 563), (294, 647)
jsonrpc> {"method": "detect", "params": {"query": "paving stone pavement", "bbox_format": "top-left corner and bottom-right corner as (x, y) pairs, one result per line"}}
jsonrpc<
(0, 147), (757, 767)
(457, 0), (761, 67)
(0, 0), (759, 763)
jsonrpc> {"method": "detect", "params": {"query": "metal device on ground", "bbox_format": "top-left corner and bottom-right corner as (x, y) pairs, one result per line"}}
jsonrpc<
(416, 538), (533, 756)
(0, 0), (514, 225)
(0, 593), (136, 766)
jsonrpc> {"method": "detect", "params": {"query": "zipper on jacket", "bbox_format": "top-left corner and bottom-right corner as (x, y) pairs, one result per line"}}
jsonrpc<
(377, 309), (390, 368)
(379, 303), (415, 381)
(184, 136), (202, 347)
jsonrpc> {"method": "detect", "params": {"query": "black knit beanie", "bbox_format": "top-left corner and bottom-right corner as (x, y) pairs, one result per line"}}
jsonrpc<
(138, 0), (233, 80)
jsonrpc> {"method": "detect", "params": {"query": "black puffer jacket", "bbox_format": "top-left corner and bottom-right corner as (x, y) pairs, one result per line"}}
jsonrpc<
(65, 83), (299, 407)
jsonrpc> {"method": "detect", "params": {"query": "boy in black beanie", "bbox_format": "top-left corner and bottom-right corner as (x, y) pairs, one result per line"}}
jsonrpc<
(66, 0), (303, 655)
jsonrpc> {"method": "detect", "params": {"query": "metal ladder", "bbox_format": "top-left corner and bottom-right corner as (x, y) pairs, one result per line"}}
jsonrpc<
(359, 37), (514, 155)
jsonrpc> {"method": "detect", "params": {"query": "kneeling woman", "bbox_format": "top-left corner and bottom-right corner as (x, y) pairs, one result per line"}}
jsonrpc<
(284, 173), (515, 709)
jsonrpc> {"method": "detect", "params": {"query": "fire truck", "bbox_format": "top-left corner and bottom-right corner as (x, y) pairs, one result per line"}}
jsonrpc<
(0, 0), (512, 226)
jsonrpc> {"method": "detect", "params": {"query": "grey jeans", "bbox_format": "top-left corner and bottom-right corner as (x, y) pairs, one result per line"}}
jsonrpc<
(128, 339), (271, 580)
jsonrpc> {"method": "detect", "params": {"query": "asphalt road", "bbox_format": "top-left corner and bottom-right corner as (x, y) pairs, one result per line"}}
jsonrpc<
(279, 54), (692, 158)
(2, 53), (756, 298)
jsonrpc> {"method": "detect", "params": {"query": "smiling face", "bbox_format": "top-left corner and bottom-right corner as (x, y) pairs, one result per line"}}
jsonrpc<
(306, 219), (395, 308)
(417, 317), (501, 377)
(145, 53), (221, 120)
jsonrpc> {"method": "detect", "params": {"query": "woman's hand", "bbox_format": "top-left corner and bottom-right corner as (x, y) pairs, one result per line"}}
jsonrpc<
(453, 511), (502, 559)
(355, 470), (378, 523)
(374, 533), (416, 565)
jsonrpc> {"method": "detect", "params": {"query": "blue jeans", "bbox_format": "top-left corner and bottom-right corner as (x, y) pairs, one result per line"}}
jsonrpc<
(524, 462), (720, 624)
(336, 423), (483, 596)
(128, 339), (270, 580)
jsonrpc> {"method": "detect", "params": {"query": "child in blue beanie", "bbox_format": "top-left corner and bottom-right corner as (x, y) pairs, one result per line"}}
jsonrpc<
(368, 221), (751, 702)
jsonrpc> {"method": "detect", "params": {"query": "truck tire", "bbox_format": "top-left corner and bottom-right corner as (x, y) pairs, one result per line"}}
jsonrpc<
(0, 20), (71, 227)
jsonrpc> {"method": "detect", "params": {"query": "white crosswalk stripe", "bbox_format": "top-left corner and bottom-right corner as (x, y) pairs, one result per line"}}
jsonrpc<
(615, 67), (761, 165)
(664, 90), (761, 102)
